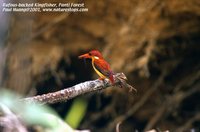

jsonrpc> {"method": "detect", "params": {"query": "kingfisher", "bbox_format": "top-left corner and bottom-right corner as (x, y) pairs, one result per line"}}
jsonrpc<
(79, 50), (114, 84)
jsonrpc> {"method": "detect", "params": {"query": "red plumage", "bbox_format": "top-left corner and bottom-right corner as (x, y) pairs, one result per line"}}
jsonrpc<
(79, 50), (114, 84)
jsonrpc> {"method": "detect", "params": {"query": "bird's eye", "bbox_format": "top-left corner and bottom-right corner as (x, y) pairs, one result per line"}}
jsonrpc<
(88, 53), (91, 56)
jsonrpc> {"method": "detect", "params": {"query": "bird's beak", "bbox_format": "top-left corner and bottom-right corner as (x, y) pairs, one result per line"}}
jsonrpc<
(78, 53), (91, 59)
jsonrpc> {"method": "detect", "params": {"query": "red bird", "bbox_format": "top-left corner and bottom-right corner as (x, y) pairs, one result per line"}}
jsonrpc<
(79, 50), (114, 84)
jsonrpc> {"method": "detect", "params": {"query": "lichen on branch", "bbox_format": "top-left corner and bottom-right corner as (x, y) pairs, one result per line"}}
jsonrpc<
(24, 73), (135, 104)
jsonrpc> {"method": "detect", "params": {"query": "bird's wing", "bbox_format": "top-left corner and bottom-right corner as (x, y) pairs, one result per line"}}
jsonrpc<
(94, 59), (113, 77)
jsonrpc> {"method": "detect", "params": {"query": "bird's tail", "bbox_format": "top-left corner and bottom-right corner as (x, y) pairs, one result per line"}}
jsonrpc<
(109, 73), (114, 84)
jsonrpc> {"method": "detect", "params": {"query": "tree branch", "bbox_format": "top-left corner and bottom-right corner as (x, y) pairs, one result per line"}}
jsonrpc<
(0, 103), (28, 132)
(24, 73), (135, 104)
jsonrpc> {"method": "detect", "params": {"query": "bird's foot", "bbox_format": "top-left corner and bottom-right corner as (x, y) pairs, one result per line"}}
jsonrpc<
(98, 78), (106, 83)
(98, 77), (105, 81)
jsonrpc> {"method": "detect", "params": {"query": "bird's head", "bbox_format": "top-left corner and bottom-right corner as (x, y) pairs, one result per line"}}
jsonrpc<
(78, 50), (103, 60)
